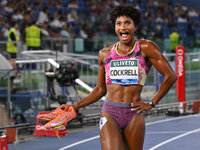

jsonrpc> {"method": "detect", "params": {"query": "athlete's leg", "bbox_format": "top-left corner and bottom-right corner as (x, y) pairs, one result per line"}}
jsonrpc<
(123, 113), (145, 150)
(100, 112), (125, 150)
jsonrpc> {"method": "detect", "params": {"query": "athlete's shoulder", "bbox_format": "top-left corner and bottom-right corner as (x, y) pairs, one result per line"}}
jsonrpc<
(139, 39), (160, 51)
(98, 44), (114, 58)
(139, 39), (157, 46)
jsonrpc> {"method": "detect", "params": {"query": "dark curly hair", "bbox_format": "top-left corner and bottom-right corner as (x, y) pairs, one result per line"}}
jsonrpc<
(109, 5), (141, 28)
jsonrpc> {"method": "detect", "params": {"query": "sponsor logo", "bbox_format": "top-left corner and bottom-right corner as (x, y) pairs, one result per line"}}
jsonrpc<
(111, 59), (138, 67)
(50, 120), (64, 127)
(177, 49), (184, 77)
(99, 117), (107, 130)
(36, 125), (47, 130)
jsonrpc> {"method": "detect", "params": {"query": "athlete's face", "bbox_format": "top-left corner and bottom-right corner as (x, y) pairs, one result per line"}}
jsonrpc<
(115, 16), (136, 43)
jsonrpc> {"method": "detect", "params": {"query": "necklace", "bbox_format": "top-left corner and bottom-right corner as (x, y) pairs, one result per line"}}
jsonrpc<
(116, 41), (136, 55)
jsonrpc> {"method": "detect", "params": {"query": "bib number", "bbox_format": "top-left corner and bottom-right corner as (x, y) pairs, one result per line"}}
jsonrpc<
(110, 59), (138, 80)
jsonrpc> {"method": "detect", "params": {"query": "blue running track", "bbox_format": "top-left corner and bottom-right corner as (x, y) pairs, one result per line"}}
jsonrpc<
(8, 114), (200, 150)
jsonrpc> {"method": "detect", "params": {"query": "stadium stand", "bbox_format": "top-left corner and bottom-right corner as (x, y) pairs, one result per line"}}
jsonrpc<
(0, 0), (199, 46)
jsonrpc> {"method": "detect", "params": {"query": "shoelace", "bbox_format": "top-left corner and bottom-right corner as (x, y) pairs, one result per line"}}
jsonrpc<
(51, 107), (75, 140)
(54, 129), (69, 140)
(51, 110), (68, 140)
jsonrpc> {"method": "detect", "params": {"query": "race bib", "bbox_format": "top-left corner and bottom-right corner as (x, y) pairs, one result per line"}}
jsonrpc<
(110, 59), (138, 84)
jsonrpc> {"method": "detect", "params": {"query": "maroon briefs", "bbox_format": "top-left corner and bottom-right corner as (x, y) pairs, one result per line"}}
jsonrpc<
(101, 99), (137, 130)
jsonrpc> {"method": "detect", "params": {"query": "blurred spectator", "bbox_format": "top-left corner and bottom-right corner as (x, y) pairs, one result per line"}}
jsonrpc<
(181, 3), (188, 12)
(41, 22), (50, 37)
(59, 17), (69, 28)
(47, 0), (54, 8)
(60, 24), (75, 38)
(6, 21), (20, 69)
(131, 1), (140, 10)
(55, 0), (62, 10)
(177, 14), (188, 23)
(12, 9), (23, 22)
(80, 23), (94, 51)
(67, 9), (78, 26)
(68, 0), (79, 9)
(138, 25), (148, 39)
(15, 0), (27, 13)
(49, 26), (63, 38)
(188, 8), (199, 17)
(0, 22), (9, 40)
(31, 2), (41, 22)
(4, 1), (14, 15)
(0, 3), (7, 17)
(80, 24), (88, 39)
(25, 20), (42, 50)
(80, 24), (90, 51)
(155, 13), (164, 23)
(167, 16), (176, 28)
(169, 27), (180, 60)
(155, 22), (163, 39)
(37, 6), (49, 26)
(20, 10), (31, 43)
(85, 23), (94, 38)
(0, 14), (4, 27)
(50, 11), (63, 28)
(187, 21), (196, 46)
(41, 21), (50, 49)
(0, 0), (7, 6)
(148, 24), (156, 39)
(97, 11), (109, 36)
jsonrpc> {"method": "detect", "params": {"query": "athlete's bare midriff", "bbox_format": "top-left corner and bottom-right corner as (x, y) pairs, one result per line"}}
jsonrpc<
(106, 83), (143, 104)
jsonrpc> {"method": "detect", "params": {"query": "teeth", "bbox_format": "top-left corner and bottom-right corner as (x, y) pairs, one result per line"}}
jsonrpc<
(120, 32), (129, 36)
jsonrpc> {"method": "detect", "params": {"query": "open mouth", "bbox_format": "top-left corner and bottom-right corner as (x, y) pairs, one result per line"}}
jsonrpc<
(120, 31), (129, 40)
(120, 31), (129, 36)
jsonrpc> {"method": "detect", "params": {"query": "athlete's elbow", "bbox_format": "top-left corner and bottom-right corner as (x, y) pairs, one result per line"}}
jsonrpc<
(95, 85), (107, 96)
(99, 88), (107, 96)
(171, 73), (177, 84)
(167, 73), (177, 85)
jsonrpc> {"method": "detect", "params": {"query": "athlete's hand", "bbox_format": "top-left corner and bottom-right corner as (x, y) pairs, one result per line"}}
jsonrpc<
(131, 101), (153, 113)
(60, 104), (70, 110)
(60, 104), (78, 111)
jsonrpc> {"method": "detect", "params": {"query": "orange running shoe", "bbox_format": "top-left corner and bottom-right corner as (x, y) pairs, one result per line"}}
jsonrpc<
(36, 105), (66, 122)
(44, 106), (77, 130)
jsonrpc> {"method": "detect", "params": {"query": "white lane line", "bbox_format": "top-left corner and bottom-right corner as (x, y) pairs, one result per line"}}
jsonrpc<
(146, 131), (187, 134)
(59, 114), (200, 150)
(58, 135), (100, 150)
(146, 114), (200, 126)
(149, 128), (200, 150)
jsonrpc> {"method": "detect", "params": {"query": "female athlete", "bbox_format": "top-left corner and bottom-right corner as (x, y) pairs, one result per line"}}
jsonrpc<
(42, 5), (177, 150)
